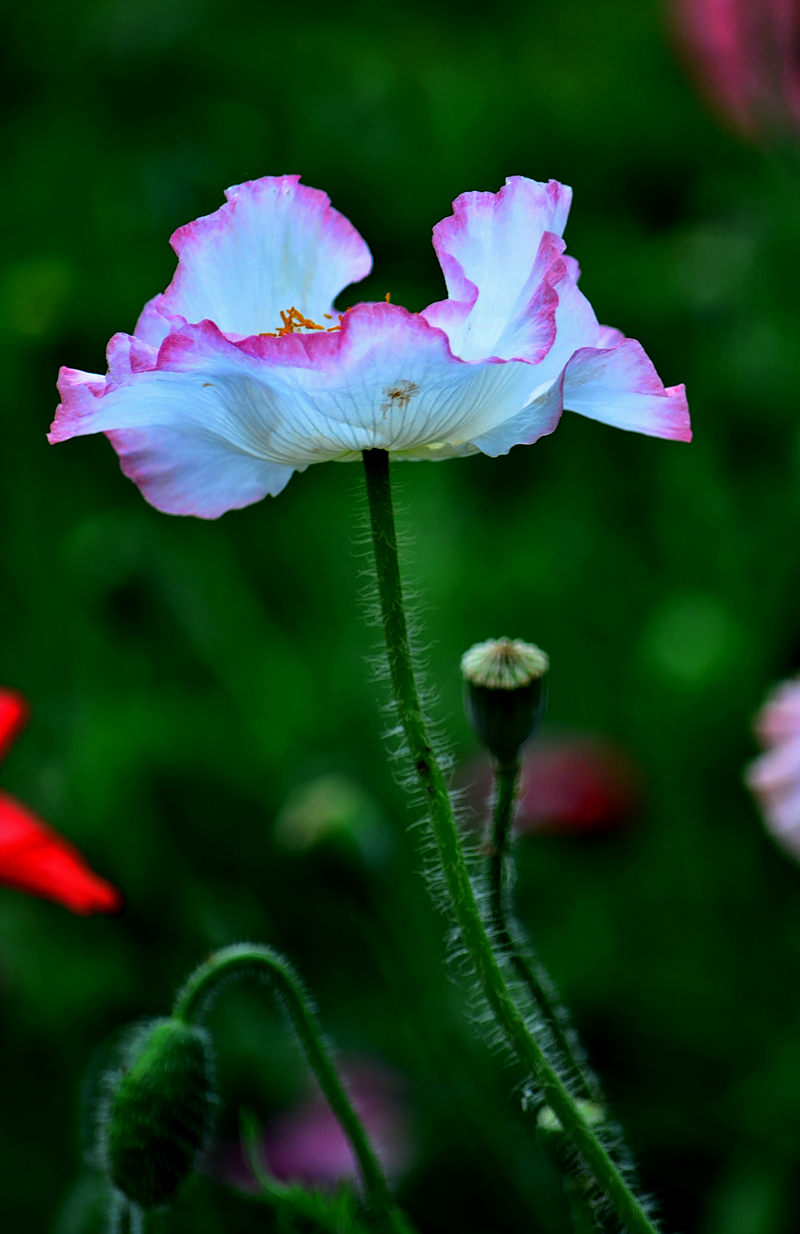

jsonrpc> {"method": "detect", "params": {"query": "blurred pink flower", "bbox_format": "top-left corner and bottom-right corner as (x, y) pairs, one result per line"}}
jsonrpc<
(465, 734), (640, 837)
(673, 0), (800, 139)
(746, 675), (800, 857)
(222, 1061), (410, 1192)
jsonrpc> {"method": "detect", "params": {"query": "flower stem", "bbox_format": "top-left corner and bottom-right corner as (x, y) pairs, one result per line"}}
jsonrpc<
(361, 448), (660, 1234)
(489, 756), (601, 1103)
(241, 1110), (374, 1234)
(173, 944), (411, 1234)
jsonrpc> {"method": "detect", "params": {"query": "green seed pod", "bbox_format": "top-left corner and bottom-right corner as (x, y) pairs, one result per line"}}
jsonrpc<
(105, 1018), (215, 1209)
(461, 637), (549, 763)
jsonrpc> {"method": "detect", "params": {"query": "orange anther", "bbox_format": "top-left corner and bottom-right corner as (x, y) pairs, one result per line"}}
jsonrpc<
(269, 305), (344, 336)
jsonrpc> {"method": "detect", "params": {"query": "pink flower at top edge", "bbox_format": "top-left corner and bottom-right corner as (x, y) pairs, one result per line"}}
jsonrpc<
(50, 175), (690, 519)
(746, 674), (800, 859)
(673, 0), (800, 140)
(0, 689), (121, 914)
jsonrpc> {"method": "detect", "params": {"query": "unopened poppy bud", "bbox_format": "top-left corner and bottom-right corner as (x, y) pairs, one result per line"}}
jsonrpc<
(105, 1018), (215, 1209)
(461, 637), (549, 763)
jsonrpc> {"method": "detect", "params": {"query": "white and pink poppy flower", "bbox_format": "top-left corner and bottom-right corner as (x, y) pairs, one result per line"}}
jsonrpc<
(50, 175), (690, 519)
(747, 675), (800, 859)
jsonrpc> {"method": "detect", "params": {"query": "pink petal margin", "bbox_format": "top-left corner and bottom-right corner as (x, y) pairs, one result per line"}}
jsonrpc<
(431, 177), (573, 306)
(564, 340), (691, 442)
(157, 175), (373, 336)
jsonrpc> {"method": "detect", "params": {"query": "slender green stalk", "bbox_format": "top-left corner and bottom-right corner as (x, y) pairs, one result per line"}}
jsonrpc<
(361, 448), (660, 1234)
(489, 757), (600, 1103)
(240, 1111), (374, 1234)
(173, 944), (410, 1234)
(240, 1110), (303, 1206)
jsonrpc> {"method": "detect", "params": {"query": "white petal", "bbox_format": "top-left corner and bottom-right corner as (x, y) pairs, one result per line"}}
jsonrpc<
(159, 176), (372, 337)
(470, 379), (563, 456)
(51, 304), (563, 515)
(423, 177), (573, 361)
(563, 340), (692, 441)
(163, 306), (561, 462)
(108, 424), (295, 518)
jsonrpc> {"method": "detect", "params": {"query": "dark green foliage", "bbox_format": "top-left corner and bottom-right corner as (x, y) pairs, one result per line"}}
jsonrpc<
(52, 1171), (116, 1234)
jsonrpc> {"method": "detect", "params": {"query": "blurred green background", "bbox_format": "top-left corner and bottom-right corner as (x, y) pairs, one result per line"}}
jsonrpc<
(3, 0), (800, 1230)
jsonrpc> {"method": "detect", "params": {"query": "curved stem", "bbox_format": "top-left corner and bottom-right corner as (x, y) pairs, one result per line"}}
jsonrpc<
(240, 1110), (373, 1234)
(173, 944), (410, 1234)
(489, 757), (601, 1103)
(361, 448), (660, 1234)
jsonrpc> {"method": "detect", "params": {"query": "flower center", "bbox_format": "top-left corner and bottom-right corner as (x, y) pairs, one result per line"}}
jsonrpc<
(261, 306), (344, 338)
(260, 295), (391, 338)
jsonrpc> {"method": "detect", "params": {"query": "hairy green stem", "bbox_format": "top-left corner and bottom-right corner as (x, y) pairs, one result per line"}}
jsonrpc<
(173, 944), (410, 1234)
(489, 757), (600, 1103)
(361, 448), (660, 1234)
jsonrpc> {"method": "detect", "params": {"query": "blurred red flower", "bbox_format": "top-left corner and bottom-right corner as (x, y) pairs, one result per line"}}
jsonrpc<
(515, 735), (640, 835)
(673, 0), (800, 140)
(465, 734), (640, 837)
(0, 688), (121, 913)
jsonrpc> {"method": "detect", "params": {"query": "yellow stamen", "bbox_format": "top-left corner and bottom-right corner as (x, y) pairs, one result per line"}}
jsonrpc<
(265, 305), (348, 336)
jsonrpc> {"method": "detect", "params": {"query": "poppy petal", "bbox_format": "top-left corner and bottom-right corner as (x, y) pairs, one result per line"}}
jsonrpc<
(0, 690), (28, 762)
(0, 792), (122, 914)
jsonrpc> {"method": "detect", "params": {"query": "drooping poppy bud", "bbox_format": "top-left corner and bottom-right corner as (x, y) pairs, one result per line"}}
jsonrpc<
(461, 638), (549, 764)
(105, 1018), (216, 1209)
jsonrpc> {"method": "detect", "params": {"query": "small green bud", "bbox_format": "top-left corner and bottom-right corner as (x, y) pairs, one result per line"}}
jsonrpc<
(461, 637), (549, 763)
(105, 1018), (215, 1209)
